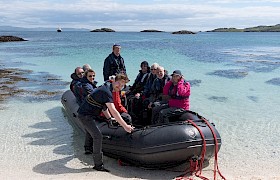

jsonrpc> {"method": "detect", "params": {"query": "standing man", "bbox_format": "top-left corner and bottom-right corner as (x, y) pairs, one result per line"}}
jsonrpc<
(78, 73), (134, 172)
(103, 44), (126, 81)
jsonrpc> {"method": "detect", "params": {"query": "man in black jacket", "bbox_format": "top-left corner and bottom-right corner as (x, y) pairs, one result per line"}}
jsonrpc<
(70, 67), (84, 105)
(103, 44), (126, 81)
(78, 74), (134, 172)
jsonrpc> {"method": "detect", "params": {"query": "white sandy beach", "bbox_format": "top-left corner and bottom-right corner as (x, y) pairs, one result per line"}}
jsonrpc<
(0, 100), (279, 180)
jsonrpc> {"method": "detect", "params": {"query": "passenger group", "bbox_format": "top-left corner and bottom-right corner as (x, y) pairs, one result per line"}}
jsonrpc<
(69, 43), (191, 172)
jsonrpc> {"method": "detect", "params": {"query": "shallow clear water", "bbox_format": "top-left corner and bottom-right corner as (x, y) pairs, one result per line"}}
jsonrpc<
(0, 31), (280, 178)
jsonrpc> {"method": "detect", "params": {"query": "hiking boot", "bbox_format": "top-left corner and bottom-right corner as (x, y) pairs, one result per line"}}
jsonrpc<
(93, 164), (110, 172)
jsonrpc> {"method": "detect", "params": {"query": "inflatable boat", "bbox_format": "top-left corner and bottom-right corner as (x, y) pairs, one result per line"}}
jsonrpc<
(61, 90), (222, 168)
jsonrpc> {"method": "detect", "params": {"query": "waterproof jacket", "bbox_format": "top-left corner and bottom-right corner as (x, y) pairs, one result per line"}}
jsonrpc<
(112, 91), (127, 113)
(163, 79), (191, 110)
(103, 52), (126, 81)
(80, 76), (98, 102)
(70, 73), (84, 105)
(130, 70), (150, 95)
(143, 73), (157, 98)
(149, 74), (171, 102)
(70, 73), (80, 93)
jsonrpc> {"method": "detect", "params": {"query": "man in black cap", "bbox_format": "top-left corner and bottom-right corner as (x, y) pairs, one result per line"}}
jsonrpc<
(103, 44), (126, 81)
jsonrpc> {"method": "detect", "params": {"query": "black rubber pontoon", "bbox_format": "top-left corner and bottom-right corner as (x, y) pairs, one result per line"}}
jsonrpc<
(61, 90), (222, 168)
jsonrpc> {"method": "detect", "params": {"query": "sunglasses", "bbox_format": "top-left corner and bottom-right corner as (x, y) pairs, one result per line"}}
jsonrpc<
(88, 75), (95, 78)
(151, 69), (157, 70)
(78, 72), (84, 75)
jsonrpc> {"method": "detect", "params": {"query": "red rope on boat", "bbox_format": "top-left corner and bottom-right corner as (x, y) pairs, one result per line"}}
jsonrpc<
(176, 118), (226, 180)
(201, 117), (226, 180)
(176, 120), (209, 180)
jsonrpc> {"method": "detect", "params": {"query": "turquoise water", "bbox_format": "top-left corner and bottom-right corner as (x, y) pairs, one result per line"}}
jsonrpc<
(0, 31), (280, 178)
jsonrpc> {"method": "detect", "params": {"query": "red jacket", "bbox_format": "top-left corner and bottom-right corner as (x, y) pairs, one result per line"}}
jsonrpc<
(100, 81), (127, 117)
(112, 91), (127, 113)
(163, 79), (190, 110)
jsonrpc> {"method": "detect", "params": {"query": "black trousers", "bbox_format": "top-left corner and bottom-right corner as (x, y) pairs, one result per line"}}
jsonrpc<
(78, 114), (103, 165)
(80, 113), (131, 149)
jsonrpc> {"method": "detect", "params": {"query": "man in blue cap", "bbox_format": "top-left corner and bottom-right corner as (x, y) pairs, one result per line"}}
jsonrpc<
(103, 44), (126, 81)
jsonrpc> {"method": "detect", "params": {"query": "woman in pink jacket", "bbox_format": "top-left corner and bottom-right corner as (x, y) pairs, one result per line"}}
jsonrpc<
(154, 70), (190, 124)
(163, 70), (190, 110)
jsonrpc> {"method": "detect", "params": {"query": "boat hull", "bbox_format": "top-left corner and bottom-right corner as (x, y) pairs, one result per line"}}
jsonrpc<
(61, 90), (222, 168)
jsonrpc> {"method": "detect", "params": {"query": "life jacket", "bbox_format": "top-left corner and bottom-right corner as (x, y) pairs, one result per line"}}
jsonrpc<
(168, 80), (190, 100)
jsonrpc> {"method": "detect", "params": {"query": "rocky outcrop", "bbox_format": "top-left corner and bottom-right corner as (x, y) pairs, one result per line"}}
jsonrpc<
(140, 30), (163, 32)
(172, 30), (196, 34)
(0, 67), (66, 108)
(0, 36), (27, 42)
(90, 28), (115, 32)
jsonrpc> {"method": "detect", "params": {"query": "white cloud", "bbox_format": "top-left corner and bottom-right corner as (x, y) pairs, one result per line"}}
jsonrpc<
(0, 0), (280, 31)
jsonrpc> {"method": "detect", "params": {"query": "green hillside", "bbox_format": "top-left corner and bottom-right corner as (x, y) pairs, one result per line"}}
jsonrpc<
(207, 24), (280, 32)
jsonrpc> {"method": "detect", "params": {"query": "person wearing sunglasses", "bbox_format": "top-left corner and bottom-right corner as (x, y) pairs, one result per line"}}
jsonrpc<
(77, 73), (134, 172)
(70, 66), (85, 105)
(80, 69), (98, 101)
(143, 62), (160, 99)
(147, 66), (172, 124)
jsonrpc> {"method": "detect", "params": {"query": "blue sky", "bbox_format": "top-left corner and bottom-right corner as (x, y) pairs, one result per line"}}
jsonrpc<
(0, 0), (280, 31)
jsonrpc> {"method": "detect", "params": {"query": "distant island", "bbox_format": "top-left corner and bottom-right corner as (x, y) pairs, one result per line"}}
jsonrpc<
(207, 24), (280, 32)
(90, 28), (115, 32)
(172, 30), (196, 34)
(140, 30), (163, 32)
(0, 36), (27, 42)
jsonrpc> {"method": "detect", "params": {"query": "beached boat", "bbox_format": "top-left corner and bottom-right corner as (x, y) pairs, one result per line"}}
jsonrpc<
(61, 90), (222, 168)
